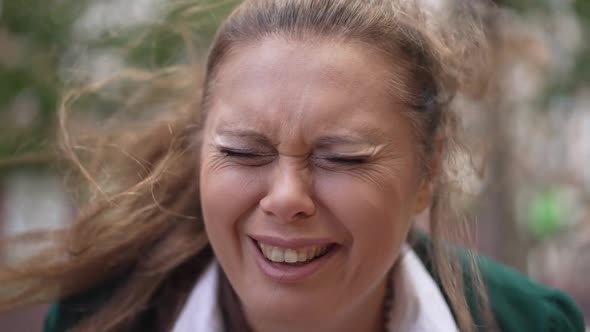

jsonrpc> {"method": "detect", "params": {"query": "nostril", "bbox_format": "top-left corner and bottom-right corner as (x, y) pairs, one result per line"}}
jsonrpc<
(293, 211), (311, 221)
(259, 191), (316, 222)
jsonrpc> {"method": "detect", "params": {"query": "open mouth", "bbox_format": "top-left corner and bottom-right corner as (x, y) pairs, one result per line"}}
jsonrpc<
(255, 240), (337, 266)
(249, 236), (341, 282)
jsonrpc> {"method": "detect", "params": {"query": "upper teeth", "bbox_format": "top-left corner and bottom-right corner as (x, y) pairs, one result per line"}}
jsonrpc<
(257, 242), (329, 263)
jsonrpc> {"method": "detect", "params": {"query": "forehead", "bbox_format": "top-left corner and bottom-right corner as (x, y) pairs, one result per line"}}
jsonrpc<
(222, 37), (387, 82)
(206, 37), (411, 142)
(213, 37), (395, 98)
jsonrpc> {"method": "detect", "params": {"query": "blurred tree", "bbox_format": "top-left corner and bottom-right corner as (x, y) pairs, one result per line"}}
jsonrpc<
(0, 0), (237, 171)
(473, 0), (590, 271)
(0, 1), (86, 165)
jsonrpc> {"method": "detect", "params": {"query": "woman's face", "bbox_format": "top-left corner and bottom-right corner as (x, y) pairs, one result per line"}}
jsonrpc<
(200, 37), (431, 327)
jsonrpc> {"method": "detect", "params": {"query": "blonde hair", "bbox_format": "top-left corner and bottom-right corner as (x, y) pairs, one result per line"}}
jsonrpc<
(0, 0), (497, 331)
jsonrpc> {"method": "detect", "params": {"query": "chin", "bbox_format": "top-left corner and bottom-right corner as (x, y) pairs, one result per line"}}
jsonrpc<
(239, 283), (340, 324)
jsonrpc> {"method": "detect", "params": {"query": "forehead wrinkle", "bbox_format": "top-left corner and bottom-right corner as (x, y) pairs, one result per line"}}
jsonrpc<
(280, 80), (313, 138)
(211, 106), (276, 143)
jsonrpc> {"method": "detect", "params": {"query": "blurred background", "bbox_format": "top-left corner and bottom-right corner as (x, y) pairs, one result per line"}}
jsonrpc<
(0, 0), (588, 330)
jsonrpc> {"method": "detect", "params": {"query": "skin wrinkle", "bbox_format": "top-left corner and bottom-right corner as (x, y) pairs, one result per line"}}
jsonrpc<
(284, 63), (311, 144)
(264, 157), (315, 218)
(210, 137), (401, 192)
(213, 125), (394, 172)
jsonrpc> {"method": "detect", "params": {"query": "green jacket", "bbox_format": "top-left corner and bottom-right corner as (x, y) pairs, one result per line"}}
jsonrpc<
(43, 235), (585, 331)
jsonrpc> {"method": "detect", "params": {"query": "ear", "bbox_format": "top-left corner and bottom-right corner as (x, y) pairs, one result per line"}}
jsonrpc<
(413, 137), (443, 214)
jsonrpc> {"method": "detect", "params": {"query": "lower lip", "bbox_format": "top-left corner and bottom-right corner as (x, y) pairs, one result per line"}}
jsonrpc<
(249, 238), (340, 283)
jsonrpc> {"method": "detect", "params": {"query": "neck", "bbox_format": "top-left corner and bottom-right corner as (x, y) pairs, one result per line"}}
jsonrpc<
(219, 272), (389, 332)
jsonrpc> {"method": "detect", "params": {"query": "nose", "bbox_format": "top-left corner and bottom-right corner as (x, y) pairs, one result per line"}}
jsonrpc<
(259, 161), (316, 223)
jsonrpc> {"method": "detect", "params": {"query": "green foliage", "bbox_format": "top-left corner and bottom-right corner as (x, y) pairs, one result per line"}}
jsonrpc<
(527, 190), (564, 240)
(0, 0), (238, 165)
(504, 0), (590, 105)
(574, 0), (590, 18)
(571, 0), (590, 87)
(0, 0), (83, 161)
(1, 0), (82, 45)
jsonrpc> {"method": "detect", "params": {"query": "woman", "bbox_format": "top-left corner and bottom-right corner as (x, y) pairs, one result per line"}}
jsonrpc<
(1, 0), (584, 331)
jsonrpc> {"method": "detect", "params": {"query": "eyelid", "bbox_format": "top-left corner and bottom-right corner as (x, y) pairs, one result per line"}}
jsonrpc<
(216, 146), (276, 167)
(214, 133), (275, 151)
(314, 152), (372, 159)
(216, 147), (276, 167)
(312, 154), (372, 167)
(314, 143), (381, 155)
(333, 155), (370, 160)
(217, 145), (274, 155)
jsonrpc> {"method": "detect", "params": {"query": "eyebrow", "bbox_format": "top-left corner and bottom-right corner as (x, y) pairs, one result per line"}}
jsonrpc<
(314, 135), (375, 148)
(216, 128), (386, 147)
(215, 129), (271, 145)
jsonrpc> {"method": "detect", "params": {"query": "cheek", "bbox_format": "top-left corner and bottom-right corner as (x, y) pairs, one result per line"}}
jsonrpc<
(315, 170), (417, 275)
(201, 161), (265, 217)
(199, 164), (265, 259)
(316, 168), (419, 232)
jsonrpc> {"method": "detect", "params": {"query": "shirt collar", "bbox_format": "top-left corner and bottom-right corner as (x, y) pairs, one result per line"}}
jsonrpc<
(387, 244), (458, 332)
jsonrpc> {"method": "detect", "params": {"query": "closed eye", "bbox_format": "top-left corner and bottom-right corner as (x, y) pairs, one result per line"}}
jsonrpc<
(326, 157), (369, 165)
(220, 148), (259, 158)
(218, 147), (275, 166)
(311, 155), (372, 170)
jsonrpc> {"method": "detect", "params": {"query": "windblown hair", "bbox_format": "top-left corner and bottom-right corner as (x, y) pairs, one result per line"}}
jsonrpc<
(0, 0), (497, 331)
